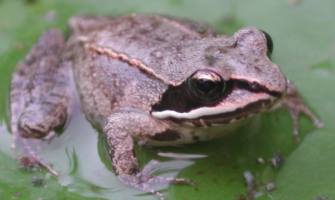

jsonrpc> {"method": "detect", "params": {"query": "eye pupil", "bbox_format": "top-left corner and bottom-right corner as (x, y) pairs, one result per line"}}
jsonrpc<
(195, 79), (220, 94)
(188, 70), (226, 103)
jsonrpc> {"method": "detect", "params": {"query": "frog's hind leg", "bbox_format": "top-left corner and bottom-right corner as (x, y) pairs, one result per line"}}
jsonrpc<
(282, 80), (323, 143)
(10, 29), (72, 176)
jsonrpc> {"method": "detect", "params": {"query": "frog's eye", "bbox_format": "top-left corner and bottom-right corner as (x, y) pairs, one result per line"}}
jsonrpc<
(188, 69), (226, 103)
(261, 30), (273, 56)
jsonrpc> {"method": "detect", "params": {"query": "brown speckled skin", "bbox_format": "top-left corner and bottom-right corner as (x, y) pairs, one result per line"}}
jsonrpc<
(10, 14), (322, 198)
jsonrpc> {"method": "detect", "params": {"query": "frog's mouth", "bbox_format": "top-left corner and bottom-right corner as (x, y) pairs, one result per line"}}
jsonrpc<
(151, 82), (281, 126)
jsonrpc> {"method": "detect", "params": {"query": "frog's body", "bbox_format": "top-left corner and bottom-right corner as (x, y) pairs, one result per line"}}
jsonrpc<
(10, 14), (322, 199)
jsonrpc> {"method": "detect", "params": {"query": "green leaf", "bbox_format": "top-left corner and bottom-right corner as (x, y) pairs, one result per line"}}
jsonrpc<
(1, 0), (334, 200)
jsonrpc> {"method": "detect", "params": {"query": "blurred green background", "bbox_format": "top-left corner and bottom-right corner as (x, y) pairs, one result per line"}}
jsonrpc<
(0, 0), (334, 199)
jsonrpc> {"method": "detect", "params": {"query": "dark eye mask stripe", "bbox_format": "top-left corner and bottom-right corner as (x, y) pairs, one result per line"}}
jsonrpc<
(152, 78), (279, 114)
(165, 99), (272, 125)
(151, 93), (274, 120)
(234, 79), (281, 98)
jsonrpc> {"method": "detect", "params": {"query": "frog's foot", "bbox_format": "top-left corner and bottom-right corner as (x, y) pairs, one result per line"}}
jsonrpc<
(12, 108), (62, 176)
(10, 110), (60, 176)
(10, 29), (71, 177)
(15, 136), (59, 176)
(18, 150), (59, 176)
(18, 110), (64, 139)
(119, 160), (194, 200)
(283, 81), (324, 142)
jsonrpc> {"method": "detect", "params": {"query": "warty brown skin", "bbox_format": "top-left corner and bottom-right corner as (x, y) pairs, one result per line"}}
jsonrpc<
(10, 14), (322, 199)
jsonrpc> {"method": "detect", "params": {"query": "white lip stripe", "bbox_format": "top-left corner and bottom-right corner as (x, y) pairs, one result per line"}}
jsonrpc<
(152, 105), (239, 119)
(152, 96), (273, 119)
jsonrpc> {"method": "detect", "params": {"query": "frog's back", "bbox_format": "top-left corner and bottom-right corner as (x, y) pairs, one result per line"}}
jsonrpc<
(70, 14), (221, 84)
(68, 14), (218, 126)
(69, 14), (216, 46)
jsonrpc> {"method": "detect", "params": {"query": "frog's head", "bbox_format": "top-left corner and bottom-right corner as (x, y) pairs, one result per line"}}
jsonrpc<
(151, 27), (287, 126)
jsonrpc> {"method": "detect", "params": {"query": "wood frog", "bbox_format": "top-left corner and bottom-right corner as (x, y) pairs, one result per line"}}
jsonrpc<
(10, 14), (322, 199)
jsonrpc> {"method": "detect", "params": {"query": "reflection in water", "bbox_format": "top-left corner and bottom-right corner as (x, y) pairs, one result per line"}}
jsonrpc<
(158, 152), (208, 160)
(0, 122), (12, 155)
(1, 102), (303, 200)
(0, 105), (304, 200)
(0, 107), (198, 200)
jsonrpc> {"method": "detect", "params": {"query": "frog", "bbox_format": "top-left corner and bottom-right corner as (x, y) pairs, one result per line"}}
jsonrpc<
(10, 14), (323, 199)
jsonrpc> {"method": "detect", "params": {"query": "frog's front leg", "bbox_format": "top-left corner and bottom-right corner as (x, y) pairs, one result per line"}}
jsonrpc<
(10, 29), (72, 175)
(104, 109), (192, 199)
(282, 80), (323, 142)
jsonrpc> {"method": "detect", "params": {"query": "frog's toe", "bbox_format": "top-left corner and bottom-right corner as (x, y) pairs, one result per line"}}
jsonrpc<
(118, 160), (194, 200)
(15, 138), (59, 176)
(119, 174), (192, 200)
(139, 160), (194, 186)
(137, 173), (193, 186)
(119, 174), (166, 200)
